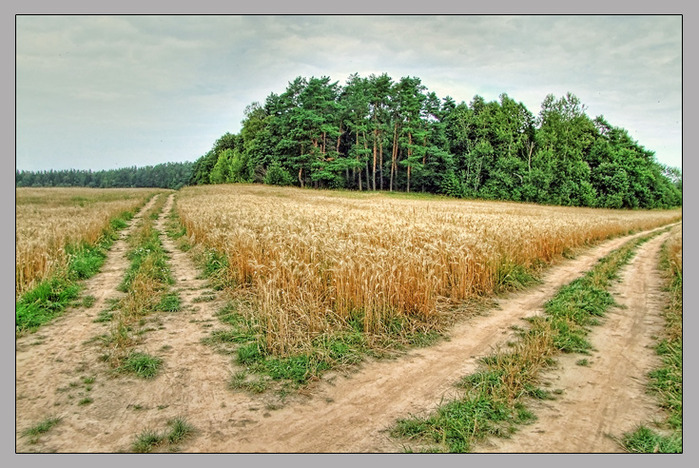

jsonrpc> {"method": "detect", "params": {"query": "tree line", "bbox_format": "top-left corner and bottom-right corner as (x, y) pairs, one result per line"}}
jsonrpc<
(190, 73), (681, 209)
(15, 161), (194, 190)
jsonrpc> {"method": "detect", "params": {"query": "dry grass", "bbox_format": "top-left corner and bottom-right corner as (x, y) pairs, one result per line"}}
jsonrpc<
(176, 184), (681, 355)
(663, 224), (682, 342)
(16, 188), (159, 297)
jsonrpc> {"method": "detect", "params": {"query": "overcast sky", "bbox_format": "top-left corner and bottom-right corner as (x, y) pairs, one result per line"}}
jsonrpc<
(15, 15), (682, 172)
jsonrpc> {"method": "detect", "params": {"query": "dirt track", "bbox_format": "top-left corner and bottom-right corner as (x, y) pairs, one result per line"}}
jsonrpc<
(474, 229), (672, 453)
(15, 196), (677, 453)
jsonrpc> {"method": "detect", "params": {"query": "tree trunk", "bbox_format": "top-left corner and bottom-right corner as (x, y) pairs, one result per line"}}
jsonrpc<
(356, 132), (362, 191)
(390, 122), (398, 192)
(407, 165), (411, 193)
(379, 139), (384, 191)
(298, 167), (304, 188)
(363, 131), (370, 191)
(406, 132), (413, 193)
(372, 118), (378, 191)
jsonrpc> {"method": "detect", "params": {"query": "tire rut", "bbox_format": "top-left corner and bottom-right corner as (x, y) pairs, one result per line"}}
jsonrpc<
(15, 215), (678, 452)
(474, 228), (674, 453)
(181, 224), (678, 453)
(15, 194), (161, 450)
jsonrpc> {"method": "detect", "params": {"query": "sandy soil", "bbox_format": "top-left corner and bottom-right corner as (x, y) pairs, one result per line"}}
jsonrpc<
(15, 199), (678, 453)
(474, 229), (673, 453)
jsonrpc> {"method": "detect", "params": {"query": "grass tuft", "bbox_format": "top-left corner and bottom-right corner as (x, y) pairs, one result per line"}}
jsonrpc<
(121, 352), (162, 379)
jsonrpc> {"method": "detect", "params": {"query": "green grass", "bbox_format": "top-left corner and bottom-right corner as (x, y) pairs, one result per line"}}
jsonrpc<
(22, 416), (62, 438)
(119, 229), (173, 292)
(204, 298), (448, 391)
(93, 310), (114, 323)
(391, 229), (664, 452)
(131, 429), (163, 453)
(121, 352), (163, 379)
(16, 207), (139, 336)
(622, 426), (682, 453)
(157, 292), (182, 312)
(166, 417), (196, 444)
(131, 417), (195, 453)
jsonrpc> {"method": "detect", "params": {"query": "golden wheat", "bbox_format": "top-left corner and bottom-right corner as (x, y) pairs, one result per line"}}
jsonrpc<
(176, 184), (681, 355)
(16, 187), (159, 297)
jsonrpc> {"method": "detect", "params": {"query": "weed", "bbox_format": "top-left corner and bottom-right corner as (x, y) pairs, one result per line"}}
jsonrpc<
(131, 429), (163, 453)
(166, 417), (196, 444)
(622, 426), (682, 453)
(22, 416), (62, 438)
(157, 292), (181, 312)
(121, 352), (162, 379)
(130, 417), (195, 453)
(78, 397), (93, 406)
(81, 295), (97, 308)
(93, 311), (113, 323)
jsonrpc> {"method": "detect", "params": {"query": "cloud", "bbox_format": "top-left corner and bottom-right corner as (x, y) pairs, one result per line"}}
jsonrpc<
(16, 15), (682, 171)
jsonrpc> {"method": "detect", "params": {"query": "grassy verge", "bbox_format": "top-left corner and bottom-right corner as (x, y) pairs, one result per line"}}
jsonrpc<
(98, 194), (177, 377)
(16, 209), (138, 337)
(390, 229), (663, 453)
(622, 227), (682, 453)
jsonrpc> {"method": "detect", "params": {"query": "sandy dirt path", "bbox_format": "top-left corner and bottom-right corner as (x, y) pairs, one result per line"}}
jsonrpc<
(16, 193), (254, 452)
(15, 194), (161, 449)
(474, 228), (674, 453)
(15, 205), (677, 453)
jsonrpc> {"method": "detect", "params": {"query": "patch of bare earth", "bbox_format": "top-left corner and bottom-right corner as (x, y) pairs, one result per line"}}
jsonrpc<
(15, 208), (677, 453)
(474, 228), (674, 453)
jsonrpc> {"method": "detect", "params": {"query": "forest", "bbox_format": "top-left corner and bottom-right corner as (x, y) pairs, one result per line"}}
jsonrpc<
(190, 74), (681, 209)
(17, 73), (682, 209)
(15, 161), (194, 190)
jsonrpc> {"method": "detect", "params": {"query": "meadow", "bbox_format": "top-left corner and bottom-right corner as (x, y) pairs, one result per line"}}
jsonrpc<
(16, 187), (160, 298)
(175, 184), (681, 356)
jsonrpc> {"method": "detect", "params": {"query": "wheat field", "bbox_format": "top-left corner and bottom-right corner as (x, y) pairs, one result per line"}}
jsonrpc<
(175, 184), (681, 355)
(15, 187), (159, 297)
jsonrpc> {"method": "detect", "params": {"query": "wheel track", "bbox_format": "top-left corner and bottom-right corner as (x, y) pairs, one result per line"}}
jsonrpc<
(185, 223), (679, 452)
(15, 211), (679, 452)
(15, 194), (161, 450)
(474, 228), (674, 453)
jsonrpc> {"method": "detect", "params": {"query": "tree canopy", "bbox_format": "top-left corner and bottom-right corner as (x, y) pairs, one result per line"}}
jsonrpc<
(189, 73), (681, 209)
(18, 72), (681, 210)
(16, 161), (194, 190)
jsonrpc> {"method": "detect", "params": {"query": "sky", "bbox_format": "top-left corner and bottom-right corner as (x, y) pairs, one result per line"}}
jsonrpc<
(15, 15), (683, 172)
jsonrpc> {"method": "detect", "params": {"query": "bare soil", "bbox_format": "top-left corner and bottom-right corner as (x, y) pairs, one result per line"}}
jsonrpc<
(15, 199), (678, 453)
(474, 229), (673, 453)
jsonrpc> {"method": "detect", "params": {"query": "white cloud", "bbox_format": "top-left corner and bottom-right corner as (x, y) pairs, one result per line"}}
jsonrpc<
(16, 15), (682, 171)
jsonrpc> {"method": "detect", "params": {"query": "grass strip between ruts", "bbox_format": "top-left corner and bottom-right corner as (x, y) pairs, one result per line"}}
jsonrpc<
(391, 228), (667, 453)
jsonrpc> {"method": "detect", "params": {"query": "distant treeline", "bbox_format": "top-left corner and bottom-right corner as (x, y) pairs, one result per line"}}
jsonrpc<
(190, 73), (681, 209)
(15, 161), (194, 190)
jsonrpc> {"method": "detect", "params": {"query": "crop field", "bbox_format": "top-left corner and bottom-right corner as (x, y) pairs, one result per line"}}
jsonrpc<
(16, 187), (160, 297)
(175, 184), (682, 356)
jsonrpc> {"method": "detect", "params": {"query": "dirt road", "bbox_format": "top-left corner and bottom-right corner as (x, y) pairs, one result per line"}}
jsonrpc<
(474, 229), (672, 453)
(15, 197), (677, 452)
